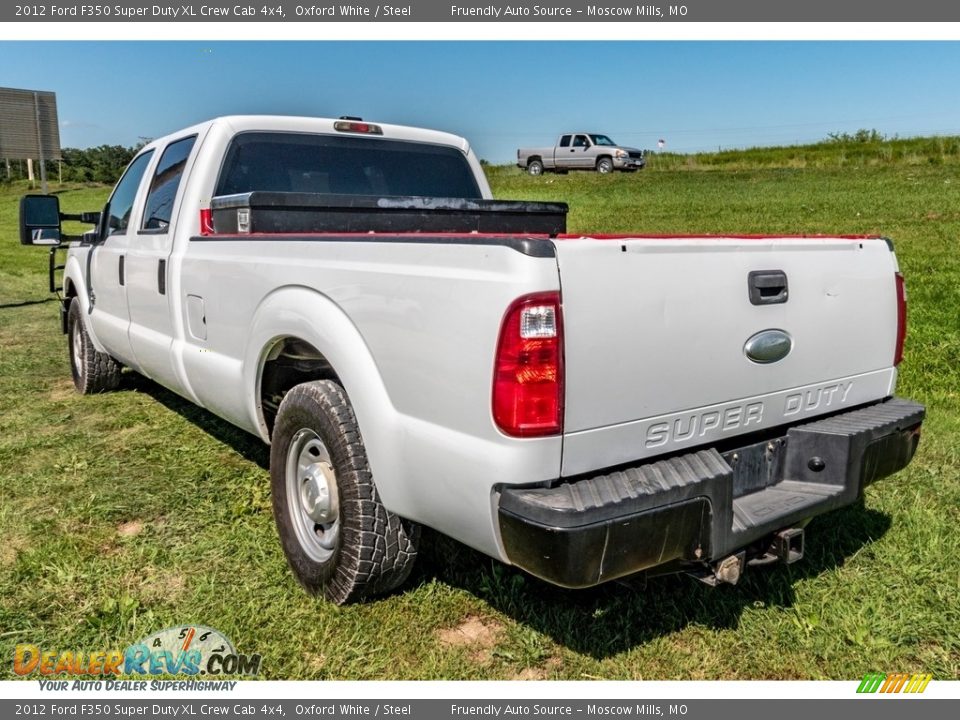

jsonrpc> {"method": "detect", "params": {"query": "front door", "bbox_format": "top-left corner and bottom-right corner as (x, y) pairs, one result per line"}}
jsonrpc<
(570, 134), (594, 168)
(87, 150), (155, 370)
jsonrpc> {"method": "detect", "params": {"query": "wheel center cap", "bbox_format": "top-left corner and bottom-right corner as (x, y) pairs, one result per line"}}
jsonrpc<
(300, 461), (337, 524)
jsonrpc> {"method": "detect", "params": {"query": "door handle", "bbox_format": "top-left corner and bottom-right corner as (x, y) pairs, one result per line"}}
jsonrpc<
(748, 270), (788, 305)
(119, 255), (125, 286)
(158, 259), (166, 295)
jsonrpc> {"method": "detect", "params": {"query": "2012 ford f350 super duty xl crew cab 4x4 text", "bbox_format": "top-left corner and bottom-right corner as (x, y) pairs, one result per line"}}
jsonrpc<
(20, 115), (924, 604)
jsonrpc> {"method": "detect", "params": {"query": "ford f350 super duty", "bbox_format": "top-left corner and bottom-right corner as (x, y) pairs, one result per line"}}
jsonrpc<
(20, 115), (924, 604)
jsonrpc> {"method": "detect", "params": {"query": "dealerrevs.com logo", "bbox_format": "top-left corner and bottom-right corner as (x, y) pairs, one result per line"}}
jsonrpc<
(13, 626), (262, 677)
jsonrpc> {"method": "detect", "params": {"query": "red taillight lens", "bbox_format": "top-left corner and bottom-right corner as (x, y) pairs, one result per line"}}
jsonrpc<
(492, 292), (564, 437)
(894, 272), (907, 366)
(199, 208), (214, 236)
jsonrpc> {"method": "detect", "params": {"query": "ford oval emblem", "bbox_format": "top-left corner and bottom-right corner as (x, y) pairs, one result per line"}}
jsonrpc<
(744, 329), (793, 364)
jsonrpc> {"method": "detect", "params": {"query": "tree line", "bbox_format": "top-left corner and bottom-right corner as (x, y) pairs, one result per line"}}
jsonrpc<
(3, 144), (141, 185)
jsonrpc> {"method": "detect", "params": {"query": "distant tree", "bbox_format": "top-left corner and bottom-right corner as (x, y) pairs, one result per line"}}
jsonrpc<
(60, 144), (139, 183)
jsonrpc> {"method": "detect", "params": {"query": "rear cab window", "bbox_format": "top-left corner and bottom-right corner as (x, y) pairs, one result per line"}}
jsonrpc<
(214, 132), (482, 199)
(141, 135), (197, 232)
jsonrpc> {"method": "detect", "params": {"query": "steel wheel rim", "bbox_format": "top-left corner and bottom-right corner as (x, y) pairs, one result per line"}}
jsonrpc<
(529, 164), (542, 176)
(71, 318), (83, 378)
(285, 428), (340, 563)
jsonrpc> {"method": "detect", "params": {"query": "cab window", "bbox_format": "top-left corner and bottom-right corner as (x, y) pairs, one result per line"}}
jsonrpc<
(559, 135), (571, 148)
(216, 132), (481, 199)
(141, 135), (197, 232)
(572, 135), (589, 148)
(106, 151), (154, 235)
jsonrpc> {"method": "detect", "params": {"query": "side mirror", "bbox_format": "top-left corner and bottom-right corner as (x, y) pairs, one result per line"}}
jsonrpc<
(20, 195), (62, 246)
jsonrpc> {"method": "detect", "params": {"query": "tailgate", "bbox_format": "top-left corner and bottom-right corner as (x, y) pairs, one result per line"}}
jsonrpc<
(556, 236), (901, 476)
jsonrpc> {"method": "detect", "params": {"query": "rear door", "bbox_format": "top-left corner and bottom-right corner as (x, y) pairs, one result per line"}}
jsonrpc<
(125, 133), (201, 395)
(554, 135), (573, 168)
(554, 236), (901, 475)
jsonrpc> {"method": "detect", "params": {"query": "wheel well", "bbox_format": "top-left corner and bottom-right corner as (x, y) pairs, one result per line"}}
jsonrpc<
(529, 156), (542, 164)
(597, 155), (612, 164)
(259, 337), (340, 437)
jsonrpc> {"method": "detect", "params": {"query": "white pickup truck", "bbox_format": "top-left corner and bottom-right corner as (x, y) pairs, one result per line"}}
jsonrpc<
(20, 115), (924, 604)
(517, 133), (646, 175)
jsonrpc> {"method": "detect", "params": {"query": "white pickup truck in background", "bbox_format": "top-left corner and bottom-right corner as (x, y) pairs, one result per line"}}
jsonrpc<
(517, 133), (646, 175)
(20, 115), (924, 603)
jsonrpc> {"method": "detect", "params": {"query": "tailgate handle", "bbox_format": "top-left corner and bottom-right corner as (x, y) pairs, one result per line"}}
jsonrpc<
(748, 270), (788, 305)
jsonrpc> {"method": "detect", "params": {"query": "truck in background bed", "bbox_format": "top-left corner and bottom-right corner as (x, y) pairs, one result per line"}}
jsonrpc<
(20, 115), (923, 603)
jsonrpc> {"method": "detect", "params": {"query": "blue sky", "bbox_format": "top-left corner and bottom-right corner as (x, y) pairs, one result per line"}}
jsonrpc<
(3, 41), (960, 162)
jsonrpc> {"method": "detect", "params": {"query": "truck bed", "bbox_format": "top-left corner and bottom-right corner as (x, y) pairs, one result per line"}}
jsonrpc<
(178, 224), (906, 566)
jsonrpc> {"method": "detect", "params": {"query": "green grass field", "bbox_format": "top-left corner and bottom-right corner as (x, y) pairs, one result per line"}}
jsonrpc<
(1, 145), (959, 680)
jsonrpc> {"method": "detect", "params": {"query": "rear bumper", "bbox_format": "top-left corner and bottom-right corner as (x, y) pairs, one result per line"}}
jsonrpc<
(497, 397), (924, 588)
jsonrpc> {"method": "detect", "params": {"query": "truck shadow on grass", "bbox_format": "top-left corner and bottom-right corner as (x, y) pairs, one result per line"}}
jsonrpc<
(120, 373), (892, 658)
(414, 506), (891, 658)
(0, 297), (55, 310)
(122, 372), (270, 470)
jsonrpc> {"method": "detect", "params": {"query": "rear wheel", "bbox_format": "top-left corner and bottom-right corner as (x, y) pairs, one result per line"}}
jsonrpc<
(269, 380), (419, 604)
(527, 159), (544, 176)
(67, 298), (121, 394)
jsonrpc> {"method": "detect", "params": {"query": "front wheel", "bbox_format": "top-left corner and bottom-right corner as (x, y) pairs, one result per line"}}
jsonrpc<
(67, 298), (121, 394)
(596, 158), (614, 174)
(269, 380), (419, 604)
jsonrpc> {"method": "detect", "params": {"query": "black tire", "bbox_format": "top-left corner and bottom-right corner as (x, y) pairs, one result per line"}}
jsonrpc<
(527, 159), (544, 176)
(269, 380), (419, 604)
(67, 298), (121, 394)
(596, 157), (614, 174)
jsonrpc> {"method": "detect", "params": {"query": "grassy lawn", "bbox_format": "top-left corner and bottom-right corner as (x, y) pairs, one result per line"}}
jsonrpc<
(1, 152), (958, 680)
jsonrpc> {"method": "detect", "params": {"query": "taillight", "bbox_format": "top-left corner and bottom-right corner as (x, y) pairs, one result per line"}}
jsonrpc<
(492, 292), (564, 437)
(199, 208), (214, 235)
(894, 272), (907, 366)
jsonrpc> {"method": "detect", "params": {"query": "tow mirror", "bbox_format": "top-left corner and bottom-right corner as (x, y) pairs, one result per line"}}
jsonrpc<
(19, 195), (103, 246)
(20, 194), (62, 246)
